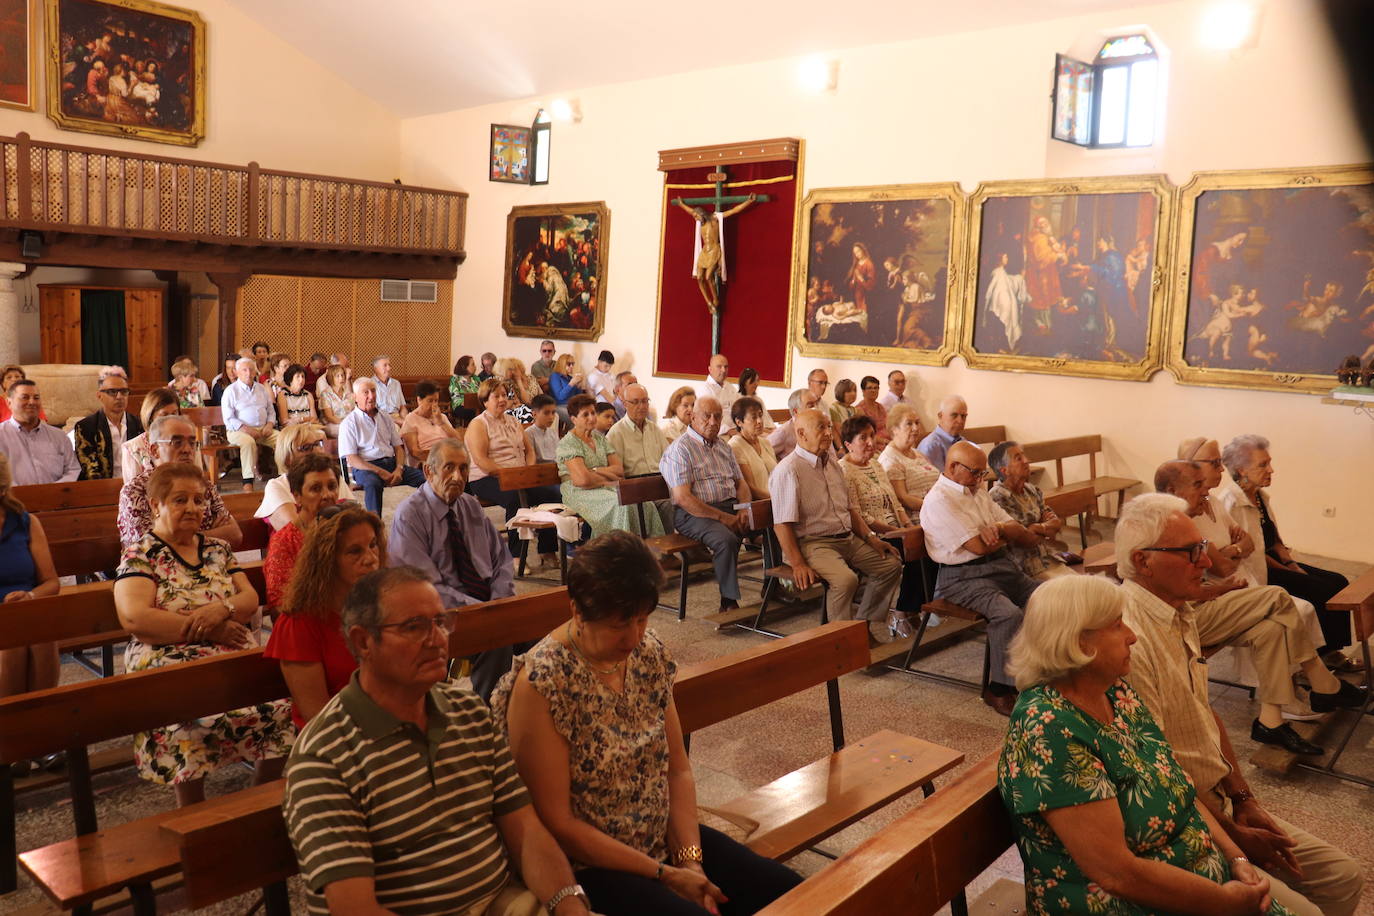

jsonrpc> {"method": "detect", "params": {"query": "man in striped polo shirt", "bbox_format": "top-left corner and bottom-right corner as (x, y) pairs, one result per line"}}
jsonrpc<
(283, 567), (591, 916)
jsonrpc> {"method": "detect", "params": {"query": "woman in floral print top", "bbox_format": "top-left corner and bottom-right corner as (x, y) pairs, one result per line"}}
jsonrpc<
(998, 575), (1292, 916)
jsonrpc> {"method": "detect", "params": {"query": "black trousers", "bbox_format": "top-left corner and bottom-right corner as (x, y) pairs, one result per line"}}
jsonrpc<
(1268, 561), (1351, 652)
(575, 826), (802, 916)
(466, 474), (560, 555)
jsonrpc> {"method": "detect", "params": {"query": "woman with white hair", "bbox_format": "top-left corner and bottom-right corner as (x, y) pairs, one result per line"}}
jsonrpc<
(999, 575), (1292, 916)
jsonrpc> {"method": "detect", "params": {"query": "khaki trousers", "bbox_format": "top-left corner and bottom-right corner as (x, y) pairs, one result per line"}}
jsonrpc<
(226, 428), (279, 479)
(1194, 585), (1316, 706)
(463, 880), (541, 916)
(799, 534), (903, 623)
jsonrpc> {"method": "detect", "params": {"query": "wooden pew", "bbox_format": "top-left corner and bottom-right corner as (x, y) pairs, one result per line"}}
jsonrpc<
(13, 479), (125, 513)
(1021, 434), (1139, 517)
(616, 474), (703, 619)
(496, 463), (573, 583)
(767, 408), (791, 424)
(1044, 482), (1096, 552)
(961, 425), (1006, 446)
(755, 753), (1016, 916)
(710, 498), (828, 636)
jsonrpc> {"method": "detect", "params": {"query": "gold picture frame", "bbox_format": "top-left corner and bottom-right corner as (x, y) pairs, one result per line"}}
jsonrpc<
(502, 201), (609, 342)
(792, 183), (965, 367)
(1165, 164), (1374, 395)
(962, 175), (1175, 382)
(46, 0), (206, 147)
(0, 0), (39, 112)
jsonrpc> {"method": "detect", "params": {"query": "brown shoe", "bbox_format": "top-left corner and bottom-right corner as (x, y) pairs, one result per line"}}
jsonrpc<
(982, 689), (1017, 717)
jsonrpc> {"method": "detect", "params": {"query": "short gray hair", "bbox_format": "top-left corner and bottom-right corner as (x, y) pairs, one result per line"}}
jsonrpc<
(1222, 434), (1270, 475)
(341, 566), (434, 658)
(352, 377), (377, 393)
(148, 412), (193, 444)
(424, 437), (467, 473)
(97, 365), (128, 385)
(234, 357), (256, 372)
(1007, 575), (1126, 690)
(987, 440), (1019, 478)
(1114, 492), (1187, 580)
(787, 388), (808, 412)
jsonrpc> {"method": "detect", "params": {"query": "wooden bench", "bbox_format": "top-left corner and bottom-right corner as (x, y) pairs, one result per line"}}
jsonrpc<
(755, 753), (1018, 916)
(495, 463), (574, 583)
(13, 479), (126, 513)
(767, 408), (791, 423)
(1044, 482), (1096, 552)
(712, 498), (828, 636)
(961, 425), (1006, 447)
(12, 587), (574, 912)
(1021, 434), (1139, 518)
(616, 474), (704, 620)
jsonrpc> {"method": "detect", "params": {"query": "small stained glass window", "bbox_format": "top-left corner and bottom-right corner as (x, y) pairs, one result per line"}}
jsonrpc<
(1098, 34), (1154, 59)
(1052, 34), (1160, 149)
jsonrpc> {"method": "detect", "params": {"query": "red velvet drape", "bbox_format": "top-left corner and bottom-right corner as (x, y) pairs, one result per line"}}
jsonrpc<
(655, 160), (798, 384)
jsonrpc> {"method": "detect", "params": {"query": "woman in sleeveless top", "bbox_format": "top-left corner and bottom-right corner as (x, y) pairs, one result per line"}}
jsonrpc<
(465, 378), (560, 561)
(277, 364), (318, 428)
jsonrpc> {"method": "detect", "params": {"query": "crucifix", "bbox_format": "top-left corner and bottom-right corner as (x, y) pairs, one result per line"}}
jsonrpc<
(671, 167), (769, 355)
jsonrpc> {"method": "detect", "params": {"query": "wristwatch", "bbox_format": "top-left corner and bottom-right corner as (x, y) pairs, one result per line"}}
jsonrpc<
(546, 884), (590, 913)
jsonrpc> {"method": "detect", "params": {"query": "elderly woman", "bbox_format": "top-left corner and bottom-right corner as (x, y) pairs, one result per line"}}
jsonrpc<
(263, 452), (343, 610)
(853, 375), (890, 446)
(317, 364), (353, 436)
(988, 440), (1070, 580)
(266, 352), (293, 400)
(828, 378), (858, 431)
(497, 357), (541, 425)
(448, 355), (481, 425)
(999, 575), (1290, 916)
(169, 357), (210, 408)
(1177, 437), (1258, 584)
(400, 380), (458, 463)
(878, 404), (940, 514)
(736, 367), (774, 432)
(1218, 434), (1353, 666)
(492, 532), (801, 915)
(728, 396), (776, 500)
(660, 386), (696, 443)
(0, 453), (61, 712)
(113, 463), (293, 806)
(254, 422), (328, 531)
(264, 505), (382, 728)
(549, 353), (587, 409)
(478, 351), (499, 381)
(276, 364), (318, 428)
(119, 388), (180, 478)
(558, 394), (661, 539)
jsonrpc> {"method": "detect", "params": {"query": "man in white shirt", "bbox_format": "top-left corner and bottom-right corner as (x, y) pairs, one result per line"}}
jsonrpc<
(369, 355), (407, 421)
(608, 384), (671, 532)
(696, 353), (737, 418)
(339, 378), (425, 514)
(219, 357), (279, 483)
(878, 370), (909, 411)
(585, 350), (616, 404)
(919, 441), (1041, 715)
(0, 380), (79, 485)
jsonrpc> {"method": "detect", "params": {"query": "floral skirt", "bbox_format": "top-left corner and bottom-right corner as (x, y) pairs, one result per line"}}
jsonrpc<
(125, 639), (295, 785)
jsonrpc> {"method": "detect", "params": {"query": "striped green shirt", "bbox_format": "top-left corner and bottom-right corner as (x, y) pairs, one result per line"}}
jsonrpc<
(283, 672), (530, 915)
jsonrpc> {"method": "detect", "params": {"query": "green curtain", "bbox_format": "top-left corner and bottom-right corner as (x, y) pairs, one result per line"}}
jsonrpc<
(80, 290), (129, 367)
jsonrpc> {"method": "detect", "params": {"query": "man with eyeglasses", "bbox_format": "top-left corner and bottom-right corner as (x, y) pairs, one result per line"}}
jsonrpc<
(806, 367), (832, 414)
(531, 340), (557, 392)
(1115, 494), (1364, 916)
(0, 378), (79, 485)
(919, 441), (1042, 716)
(284, 567), (592, 916)
(116, 414), (243, 548)
(72, 366), (141, 480)
(608, 384), (672, 532)
(389, 438), (519, 701)
(917, 394), (969, 470)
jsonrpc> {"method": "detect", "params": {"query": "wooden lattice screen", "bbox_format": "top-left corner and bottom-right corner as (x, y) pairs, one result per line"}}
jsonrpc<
(237, 275), (453, 377)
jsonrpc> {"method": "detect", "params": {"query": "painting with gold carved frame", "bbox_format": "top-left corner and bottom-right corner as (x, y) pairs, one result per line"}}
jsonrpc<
(793, 183), (964, 366)
(1166, 164), (1374, 395)
(962, 175), (1175, 381)
(46, 0), (206, 147)
(502, 201), (609, 342)
(0, 0), (39, 111)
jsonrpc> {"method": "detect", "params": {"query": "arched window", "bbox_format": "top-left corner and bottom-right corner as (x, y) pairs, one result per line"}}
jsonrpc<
(1052, 33), (1160, 148)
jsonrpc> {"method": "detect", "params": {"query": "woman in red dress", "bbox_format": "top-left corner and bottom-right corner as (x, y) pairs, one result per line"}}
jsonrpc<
(262, 451), (343, 610)
(847, 242), (877, 315)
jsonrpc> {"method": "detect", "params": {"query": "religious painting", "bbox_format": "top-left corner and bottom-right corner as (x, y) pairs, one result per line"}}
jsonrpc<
(502, 201), (609, 342)
(490, 124), (532, 184)
(46, 0), (206, 146)
(962, 175), (1175, 381)
(1166, 165), (1374, 395)
(0, 0), (37, 111)
(793, 183), (964, 366)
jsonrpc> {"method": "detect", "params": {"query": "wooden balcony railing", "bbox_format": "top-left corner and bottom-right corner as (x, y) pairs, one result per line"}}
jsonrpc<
(0, 132), (466, 257)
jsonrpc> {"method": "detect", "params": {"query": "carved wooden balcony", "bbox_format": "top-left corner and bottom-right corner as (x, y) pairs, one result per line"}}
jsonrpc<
(0, 132), (466, 278)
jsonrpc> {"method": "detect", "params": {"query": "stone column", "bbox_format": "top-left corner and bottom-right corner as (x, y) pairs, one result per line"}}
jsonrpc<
(0, 262), (26, 366)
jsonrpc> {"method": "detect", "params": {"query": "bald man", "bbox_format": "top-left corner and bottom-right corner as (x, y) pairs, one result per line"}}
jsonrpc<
(769, 410), (902, 645)
(919, 441), (1042, 715)
(696, 353), (738, 418)
(916, 395), (969, 470)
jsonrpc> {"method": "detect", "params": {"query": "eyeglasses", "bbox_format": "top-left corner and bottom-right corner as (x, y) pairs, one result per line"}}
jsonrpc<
(1140, 540), (1210, 564)
(98, 388), (130, 397)
(153, 436), (198, 448)
(952, 461), (989, 479)
(375, 610), (460, 641)
(624, 398), (649, 406)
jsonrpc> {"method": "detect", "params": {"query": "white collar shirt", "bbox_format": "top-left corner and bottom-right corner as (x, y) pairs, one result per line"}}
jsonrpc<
(918, 473), (1012, 565)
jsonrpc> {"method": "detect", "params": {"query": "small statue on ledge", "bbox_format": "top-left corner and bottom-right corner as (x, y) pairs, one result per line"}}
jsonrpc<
(1336, 354), (1362, 386)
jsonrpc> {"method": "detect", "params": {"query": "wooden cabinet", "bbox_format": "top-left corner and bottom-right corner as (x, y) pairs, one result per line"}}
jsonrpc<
(38, 285), (165, 387)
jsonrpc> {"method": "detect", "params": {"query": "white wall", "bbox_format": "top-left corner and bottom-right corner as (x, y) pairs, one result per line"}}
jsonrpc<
(401, 0), (1366, 561)
(0, 0), (400, 181)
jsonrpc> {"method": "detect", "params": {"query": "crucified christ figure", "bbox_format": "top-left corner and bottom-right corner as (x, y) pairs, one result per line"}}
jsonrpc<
(673, 193), (758, 315)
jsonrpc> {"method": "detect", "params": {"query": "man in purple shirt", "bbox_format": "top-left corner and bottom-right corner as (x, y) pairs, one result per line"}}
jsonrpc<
(388, 438), (518, 700)
(0, 379), (79, 485)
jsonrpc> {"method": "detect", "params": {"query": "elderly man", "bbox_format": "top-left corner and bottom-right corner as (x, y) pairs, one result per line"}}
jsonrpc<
(220, 356), (278, 483)
(339, 378), (425, 514)
(370, 355), (407, 421)
(878, 370), (908, 411)
(919, 441), (1041, 715)
(283, 567), (592, 916)
(806, 367), (832, 414)
(660, 396), (750, 613)
(389, 439), (520, 701)
(696, 353), (737, 417)
(608, 383), (672, 532)
(1114, 494), (1364, 916)
(916, 394), (968, 469)
(766, 388), (820, 462)
(530, 339), (557, 392)
(0, 379), (79, 485)
(117, 414), (242, 547)
(609, 370), (636, 420)
(73, 366), (141, 480)
(987, 440), (1069, 580)
(769, 409), (903, 645)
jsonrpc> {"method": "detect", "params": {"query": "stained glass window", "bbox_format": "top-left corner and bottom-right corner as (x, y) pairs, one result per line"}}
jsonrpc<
(1052, 34), (1160, 149)
(1098, 34), (1154, 59)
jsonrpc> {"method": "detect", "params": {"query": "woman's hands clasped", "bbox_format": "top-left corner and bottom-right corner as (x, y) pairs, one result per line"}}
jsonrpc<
(660, 863), (727, 915)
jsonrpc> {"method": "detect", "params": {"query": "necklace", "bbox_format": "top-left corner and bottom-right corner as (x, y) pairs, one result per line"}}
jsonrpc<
(566, 622), (625, 676)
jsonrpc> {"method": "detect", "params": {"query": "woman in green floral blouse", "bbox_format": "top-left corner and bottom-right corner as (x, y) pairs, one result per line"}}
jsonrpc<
(999, 575), (1291, 916)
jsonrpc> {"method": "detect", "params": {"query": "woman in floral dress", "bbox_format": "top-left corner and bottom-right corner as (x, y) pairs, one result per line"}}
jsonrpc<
(557, 394), (661, 540)
(999, 575), (1291, 916)
(113, 462), (293, 807)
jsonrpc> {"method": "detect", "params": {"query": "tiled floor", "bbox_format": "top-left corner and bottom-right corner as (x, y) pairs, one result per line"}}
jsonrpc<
(6, 489), (1372, 914)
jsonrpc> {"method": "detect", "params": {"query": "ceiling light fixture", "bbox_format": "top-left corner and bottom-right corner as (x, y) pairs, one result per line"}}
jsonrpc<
(797, 55), (839, 93)
(1199, 1), (1261, 51)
